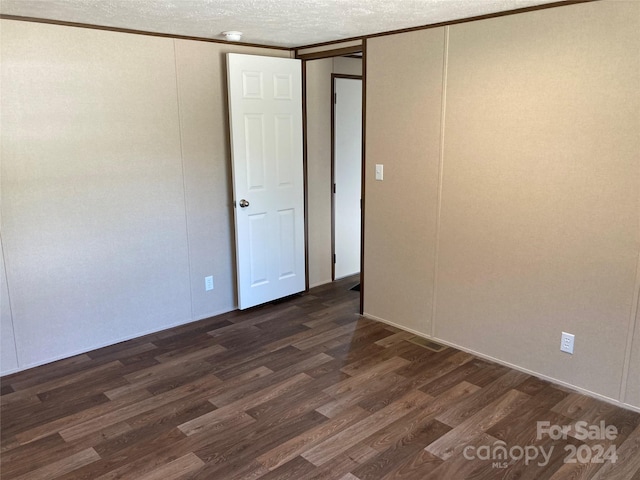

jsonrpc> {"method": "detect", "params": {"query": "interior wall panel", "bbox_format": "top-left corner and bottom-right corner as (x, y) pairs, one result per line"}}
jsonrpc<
(362, 0), (639, 407)
(332, 57), (362, 76)
(0, 20), (289, 374)
(306, 58), (334, 287)
(625, 267), (640, 408)
(0, 21), (192, 369)
(435, 0), (639, 400)
(364, 28), (445, 335)
(1, 237), (18, 372)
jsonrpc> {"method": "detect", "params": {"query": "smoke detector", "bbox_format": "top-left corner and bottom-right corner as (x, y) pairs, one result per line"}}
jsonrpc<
(222, 31), (243, 42)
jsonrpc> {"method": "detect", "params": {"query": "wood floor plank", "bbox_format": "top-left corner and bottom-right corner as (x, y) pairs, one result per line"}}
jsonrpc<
(374, 331), (415, 348)
(13, 387), (153, 445)
(208, 353), (330, 408)
(292, 322), (363, 350)
(2, 392), (113, 441)
(263, 321), (340, 352)
(340, 473), (362, 480)
(379, 448), (443, 480)
(317, 372), (406, 418)
(92, 400), (215, 458)
(352, 419), (451, 480)
(2, 361), (124, 407)
(358, 357), (473, 414)
(2, 275), (639, 480)
(58, 373), (221, 442)
(486, 384), (570, 446)
(362, 381), (479, 455)
(124, 344), (226, 382)
(298, 443), (379, 480)
(12, 447), (100, 480)
(1, 434), (89, 479)
(2, 355), (94, 392)
(435, 369), (530, 428)
(547, 462), (604, 480)
(301, 389), (433, 466)
(67, 428), (189, 480)
(259, 347), (332, 374)
(590, 423), (640, 480)
(69, 421), (133, 449)
(425, 388), (531, 460)
(257, 405), (370, 470)
(135, 452), (204, 480)
(256, 456), (317, 480)
(245, 382), (334, 423)
(189, 411), (328, 479)
(324, 356), (411, 397)
(419, 432), (499, 480)
(178, 372), (312, 436)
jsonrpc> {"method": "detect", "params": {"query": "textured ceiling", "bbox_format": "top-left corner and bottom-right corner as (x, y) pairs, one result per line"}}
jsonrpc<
(0, 0), (563, 48)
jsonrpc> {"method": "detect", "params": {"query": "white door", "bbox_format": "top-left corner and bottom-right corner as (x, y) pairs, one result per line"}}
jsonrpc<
(227, 53), (305, 309)
(333, 77), (362, 279)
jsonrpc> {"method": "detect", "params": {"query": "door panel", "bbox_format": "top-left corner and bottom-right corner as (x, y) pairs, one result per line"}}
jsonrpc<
(227, 54), (305, 309)
(244, 115), (266, 190)
(278, 209), (297, 279)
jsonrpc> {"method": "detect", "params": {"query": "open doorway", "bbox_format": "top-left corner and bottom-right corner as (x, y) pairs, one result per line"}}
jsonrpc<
(332, 74), (362, 281)
(303, 52), (364, 306)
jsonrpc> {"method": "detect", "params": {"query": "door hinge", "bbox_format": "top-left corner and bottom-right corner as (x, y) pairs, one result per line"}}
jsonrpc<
(333, 183), (336, 194)
(333, 254), (336, 264)
(334, 92), (337, 104)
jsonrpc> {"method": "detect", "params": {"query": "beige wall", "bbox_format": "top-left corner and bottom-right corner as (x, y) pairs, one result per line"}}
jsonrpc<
(306, 58), (334, 287)
(332, 57), (363, 76)
(0, 20), (289, 374)
(306, 57), (362, 288)
(364, 1), (640, 409)
(365, 28), (445, 335)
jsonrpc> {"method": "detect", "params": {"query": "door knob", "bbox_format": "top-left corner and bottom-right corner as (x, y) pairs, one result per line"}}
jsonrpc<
(239, 199), (250, 208)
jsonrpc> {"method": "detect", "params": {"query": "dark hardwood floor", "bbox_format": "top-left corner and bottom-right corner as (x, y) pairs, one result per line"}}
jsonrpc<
(2, 276), (640, 479)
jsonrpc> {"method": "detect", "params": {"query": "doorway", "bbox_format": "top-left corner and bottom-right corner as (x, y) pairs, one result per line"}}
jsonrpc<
(227, 54), (305, 309)
(302, 51), (364, 310)
(332, 75), (363, 280)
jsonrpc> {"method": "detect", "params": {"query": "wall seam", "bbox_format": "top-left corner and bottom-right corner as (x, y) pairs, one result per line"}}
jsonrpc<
(619, 244), (640, 403)
(0, 232), (20, 369)
(430, 26), (449, 338)
(172, 39), (195, 321)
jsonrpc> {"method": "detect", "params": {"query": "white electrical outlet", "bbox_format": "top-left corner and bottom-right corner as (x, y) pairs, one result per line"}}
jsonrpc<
(560, 332), (575, 354)
(205, 276), (214, 291)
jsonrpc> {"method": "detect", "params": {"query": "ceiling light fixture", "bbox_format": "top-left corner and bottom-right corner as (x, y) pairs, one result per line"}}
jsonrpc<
(222, 31), (243, 42)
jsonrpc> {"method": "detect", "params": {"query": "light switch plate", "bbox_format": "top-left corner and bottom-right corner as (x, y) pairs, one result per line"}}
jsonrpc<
(375, 164), (384, 181)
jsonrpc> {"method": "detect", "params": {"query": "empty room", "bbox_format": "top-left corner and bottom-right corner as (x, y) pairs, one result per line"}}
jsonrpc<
(1, 0), (639, 478)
